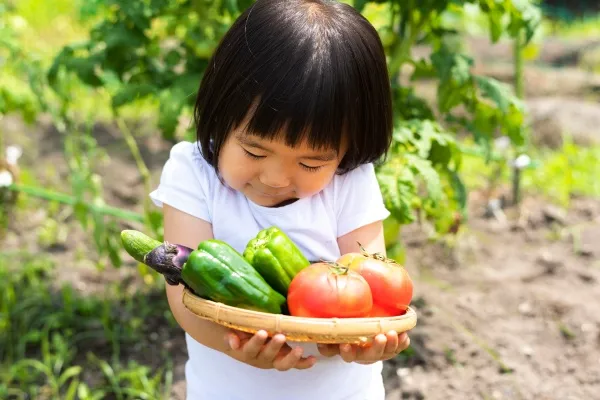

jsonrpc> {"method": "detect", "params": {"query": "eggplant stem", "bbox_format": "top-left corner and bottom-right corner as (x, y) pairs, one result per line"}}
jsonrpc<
(144, 242), (193, 286)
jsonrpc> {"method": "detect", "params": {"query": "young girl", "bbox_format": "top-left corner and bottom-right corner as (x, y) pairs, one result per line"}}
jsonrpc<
(149, 0), (411, 398)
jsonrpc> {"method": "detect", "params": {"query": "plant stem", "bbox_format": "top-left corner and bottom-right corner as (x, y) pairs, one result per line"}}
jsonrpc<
(512, 29), (525, 205)
(6, 183), (145, 223)
(512, 167), (521, 205)
(0, 115), (4, 157)
(115, 117), (157, 233)
(387, 3), (427, 81)
(514, 31), (525, 99)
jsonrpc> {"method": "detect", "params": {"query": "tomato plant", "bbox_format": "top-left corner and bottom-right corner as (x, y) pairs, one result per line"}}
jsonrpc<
(287, 262), (373, 318)
(337, 247), (413, 317)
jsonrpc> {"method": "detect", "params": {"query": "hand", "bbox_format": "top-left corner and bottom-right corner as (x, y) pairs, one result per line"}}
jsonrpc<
(317, 331), (410, 365)
(225, 329), (317, 371)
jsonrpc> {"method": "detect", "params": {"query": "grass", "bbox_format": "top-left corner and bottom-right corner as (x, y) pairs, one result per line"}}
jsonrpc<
(0, 251), (177, 399)
(542, 14), (600, 39)
(460, 137), (600, 208)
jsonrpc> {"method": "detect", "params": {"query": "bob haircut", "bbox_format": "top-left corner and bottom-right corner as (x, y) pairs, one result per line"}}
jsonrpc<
(194, 0), (392, 174)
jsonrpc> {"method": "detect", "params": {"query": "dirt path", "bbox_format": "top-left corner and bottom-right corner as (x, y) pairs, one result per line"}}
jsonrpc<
(384, 196), (600, 400)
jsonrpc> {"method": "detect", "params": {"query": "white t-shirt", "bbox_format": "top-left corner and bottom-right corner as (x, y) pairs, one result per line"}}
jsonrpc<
(149, 141), (391, 400)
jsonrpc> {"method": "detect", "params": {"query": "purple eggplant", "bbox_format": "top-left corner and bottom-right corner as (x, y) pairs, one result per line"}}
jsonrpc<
(120, 230), (193, 285)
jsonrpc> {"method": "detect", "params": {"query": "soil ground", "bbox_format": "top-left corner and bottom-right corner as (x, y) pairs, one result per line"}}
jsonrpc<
(2, 35), (600, 399)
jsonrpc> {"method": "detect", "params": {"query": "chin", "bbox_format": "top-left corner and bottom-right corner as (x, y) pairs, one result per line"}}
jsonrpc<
(251, 192), (299, 207)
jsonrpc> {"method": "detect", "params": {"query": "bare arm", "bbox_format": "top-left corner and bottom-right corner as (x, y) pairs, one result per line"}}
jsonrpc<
(337, 220), (387, 256)
(162, 204), (238, 356)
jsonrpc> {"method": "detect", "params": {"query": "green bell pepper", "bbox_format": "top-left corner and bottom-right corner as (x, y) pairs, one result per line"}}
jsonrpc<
(243, 227), (310, 296)
(183, 239), (287, 314)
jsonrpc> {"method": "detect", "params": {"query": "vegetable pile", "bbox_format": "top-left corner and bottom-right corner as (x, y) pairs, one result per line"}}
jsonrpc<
(121, 227), (413, 318)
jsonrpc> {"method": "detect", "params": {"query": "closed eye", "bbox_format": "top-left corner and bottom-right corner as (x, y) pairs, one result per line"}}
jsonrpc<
(243, 148), (265, 160)
(300, 163), (323, 172)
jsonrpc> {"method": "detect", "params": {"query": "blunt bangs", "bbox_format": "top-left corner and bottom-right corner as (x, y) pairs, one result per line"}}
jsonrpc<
(194, 0), (393, 173)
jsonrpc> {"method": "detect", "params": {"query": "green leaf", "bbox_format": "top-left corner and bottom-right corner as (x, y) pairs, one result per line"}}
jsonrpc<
(405, 154), (443, 203)
(236, 0), (256, 12)
(411, 59), (437, 80)
(488, 8), (505, 42)
(472, 101), (497, 138)
(112, 84), (157, 109)
(158, 87), (190, 141)
(510, 0), (542, 43)
(354, 0), (371, 12)
(63, 378), (80, 400)
(58, 366), (82, 387)
(377, 169), (417, 224)
(431, 46), (474, 112)
(92, 212), (106, 256)
(393, 86), (435, 121)
(106, 224), (123, 268)
(429, 136), (455, 167)
(12, 359), (51, 377)
(474, 75), (527, 145)
(222, 0), (240, 14)
(449, 169), (468, 212)
(475, 75), (523, 114)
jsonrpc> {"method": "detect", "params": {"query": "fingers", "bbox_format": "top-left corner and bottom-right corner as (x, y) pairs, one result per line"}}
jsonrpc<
(354, 334), (387, 363)
(241, 330), (270, 359)
(317, 343), (340, 358)
(227, 330), (316, 371)
(226, 329), (410, 369)
(339, 343), (358, 363)
(397, 332), (410, 352)
(257, 333), (286, 362)
(382, 330), (399, 356)
(225, 329), (254, 350)
(343, 331), (411, 364)
(273, 346), (316, 371)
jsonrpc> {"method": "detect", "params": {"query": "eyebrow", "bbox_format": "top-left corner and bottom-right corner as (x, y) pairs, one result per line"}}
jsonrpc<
(235, 134), (338, 161)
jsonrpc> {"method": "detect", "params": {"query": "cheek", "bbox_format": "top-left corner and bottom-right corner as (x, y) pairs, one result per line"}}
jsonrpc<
(295, 169), (337, 195)
(227, 165), (256, 188)
(218, 151), (256, 188)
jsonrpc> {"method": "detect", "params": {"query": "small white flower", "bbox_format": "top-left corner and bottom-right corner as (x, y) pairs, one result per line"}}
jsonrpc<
(5, 145), (22, 165)
(494, 136), (511, 151)
(0, 170), (13, 187)
(513, 154), (531, 169)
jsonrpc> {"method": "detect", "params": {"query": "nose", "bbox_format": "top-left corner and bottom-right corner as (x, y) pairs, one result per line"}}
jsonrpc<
(258, 169), (290, 189)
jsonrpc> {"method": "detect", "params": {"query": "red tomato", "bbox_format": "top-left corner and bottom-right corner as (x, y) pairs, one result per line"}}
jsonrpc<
(287, 262), (373, 318)
(337, 250), (413, 317)
(368, 303), (407, 317)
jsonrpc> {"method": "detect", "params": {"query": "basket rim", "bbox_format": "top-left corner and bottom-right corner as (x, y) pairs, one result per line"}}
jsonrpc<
(182, 287), (418, 323)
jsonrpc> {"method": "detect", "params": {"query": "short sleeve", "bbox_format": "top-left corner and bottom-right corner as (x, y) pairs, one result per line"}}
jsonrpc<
(149, 141), (212, 222)
(334, 163), (390, 237)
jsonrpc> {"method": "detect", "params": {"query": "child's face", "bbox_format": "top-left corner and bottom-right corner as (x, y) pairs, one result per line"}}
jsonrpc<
(218, 130), (347, 207)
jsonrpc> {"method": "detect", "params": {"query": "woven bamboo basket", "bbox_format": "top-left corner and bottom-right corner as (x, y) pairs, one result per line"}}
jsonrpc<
(182, 288), (417, 344)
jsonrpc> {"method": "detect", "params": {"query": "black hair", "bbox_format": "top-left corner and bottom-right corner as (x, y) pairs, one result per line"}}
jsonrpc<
(194, 0), (392, 174)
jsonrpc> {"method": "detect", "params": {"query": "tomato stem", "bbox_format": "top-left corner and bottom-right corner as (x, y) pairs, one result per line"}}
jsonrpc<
(320, 259), (350, 275)
(356, 241), (400, 265)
